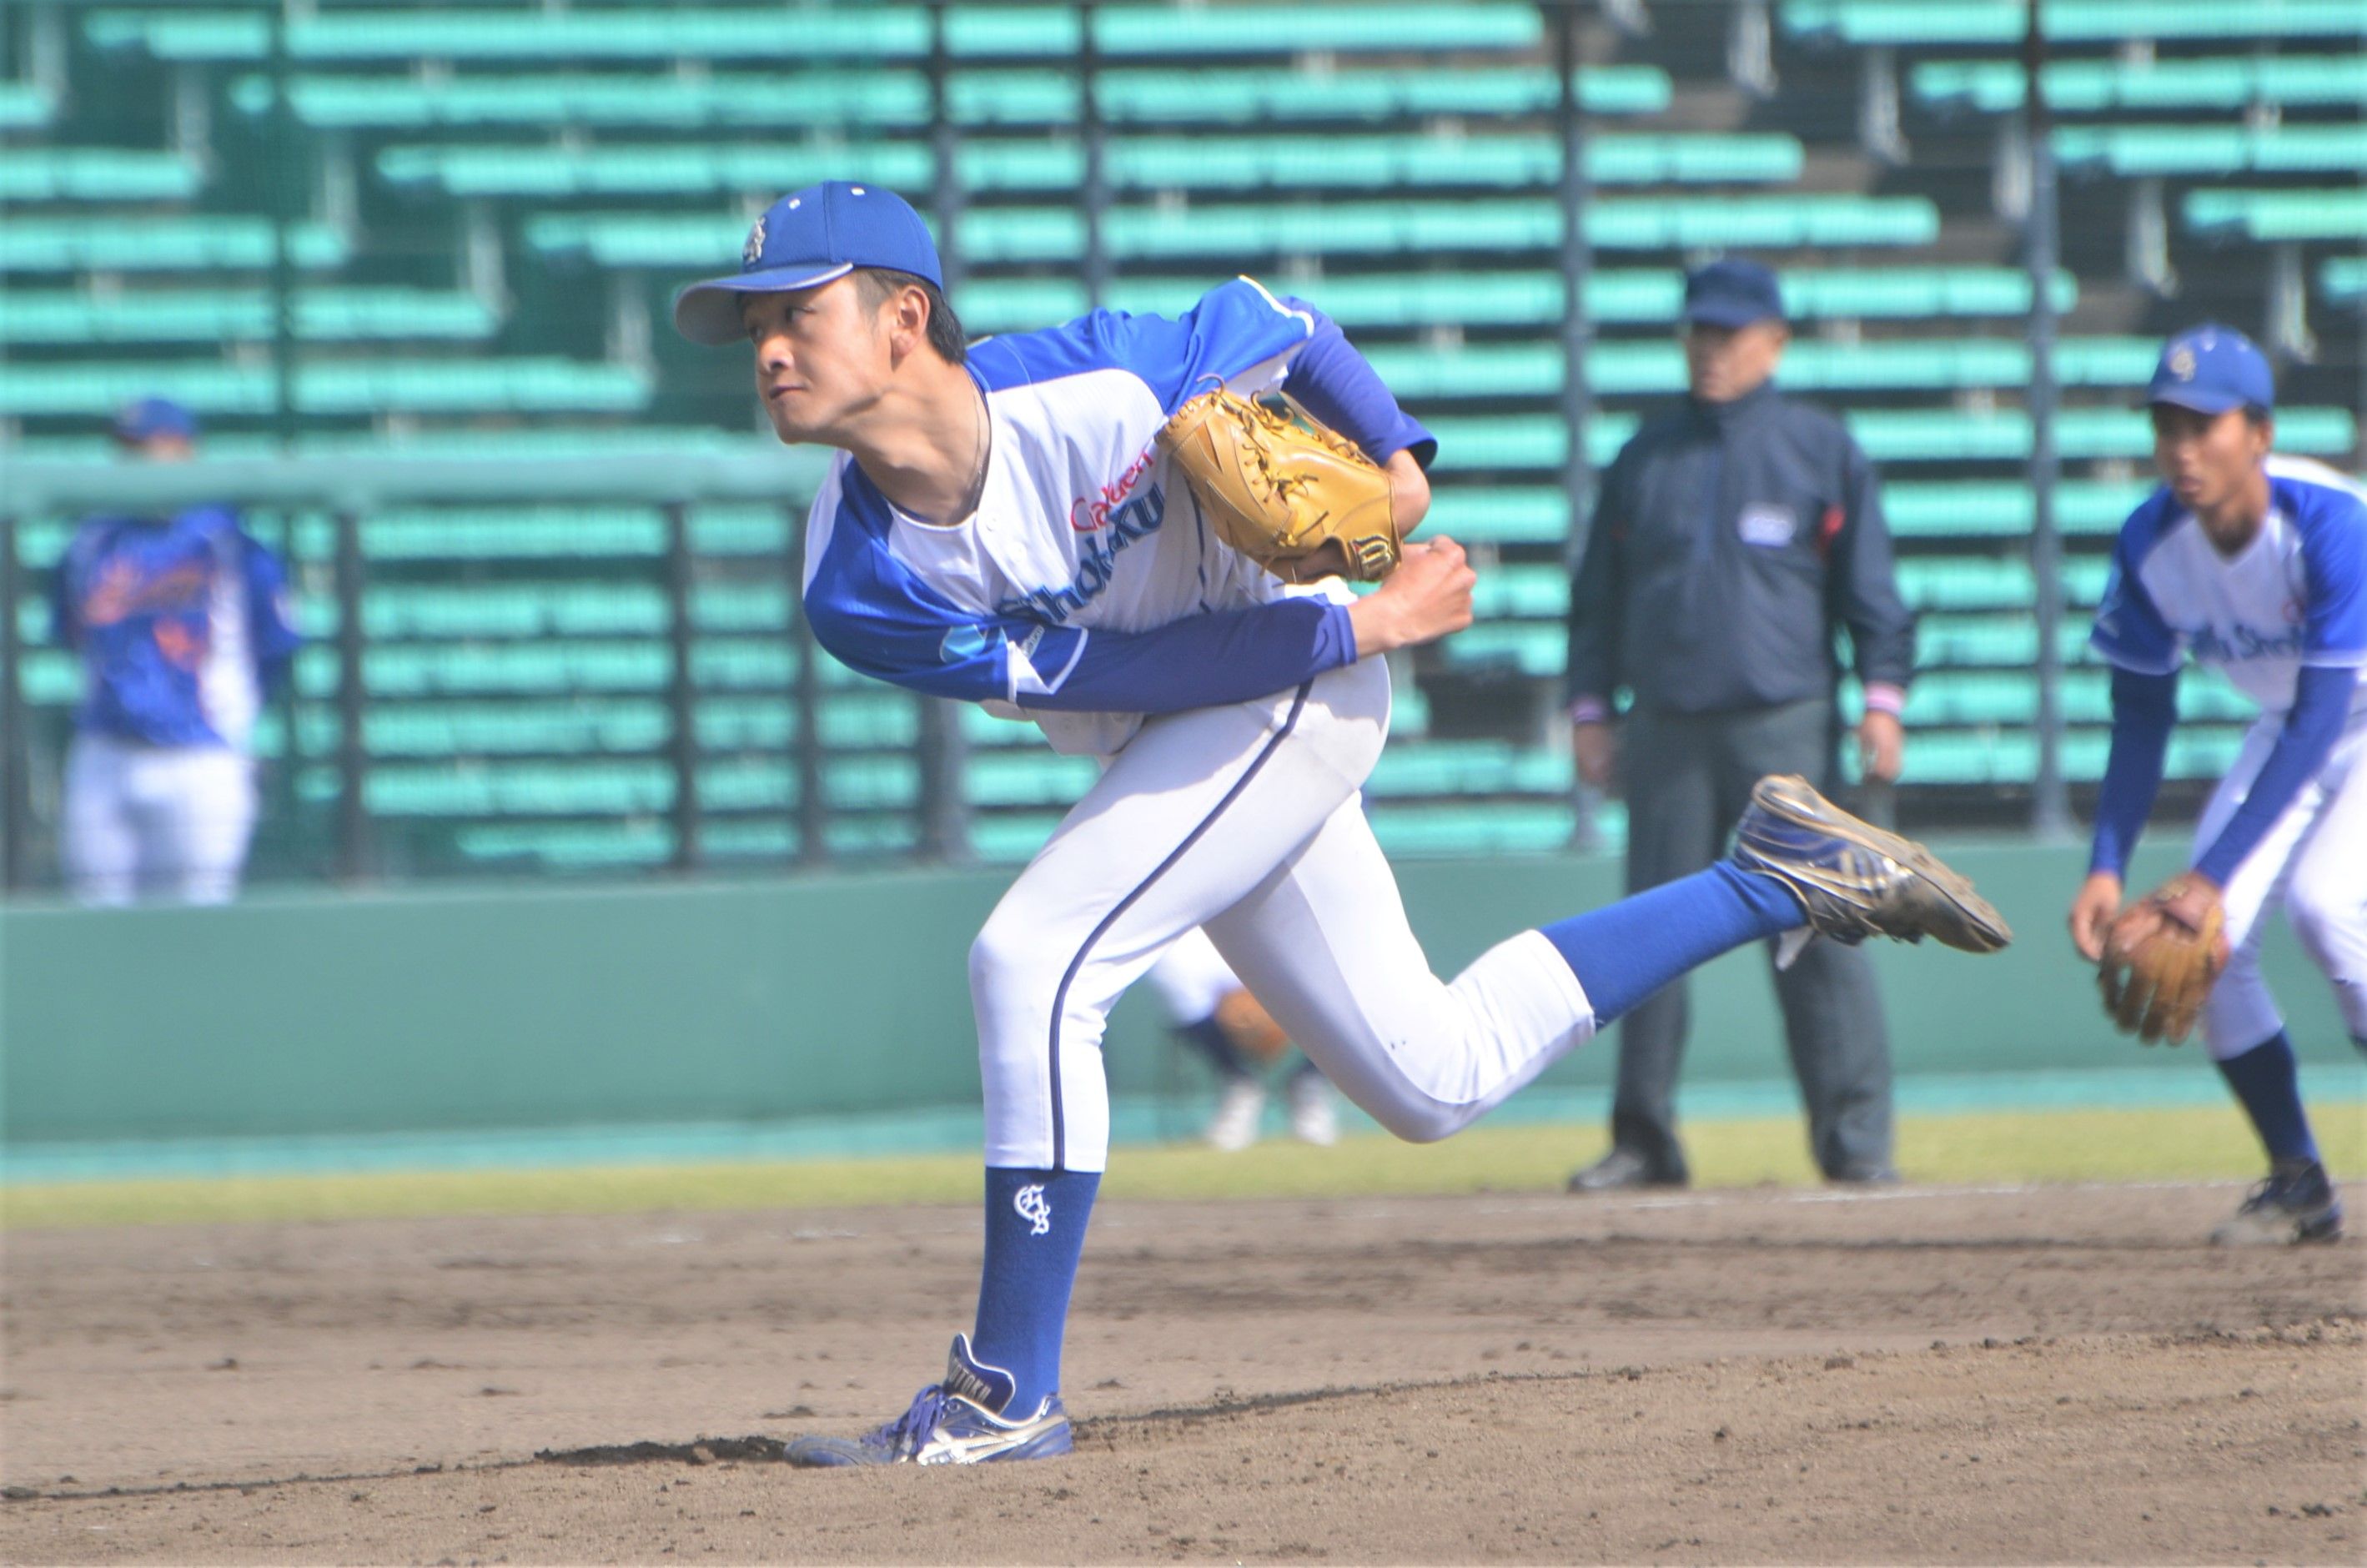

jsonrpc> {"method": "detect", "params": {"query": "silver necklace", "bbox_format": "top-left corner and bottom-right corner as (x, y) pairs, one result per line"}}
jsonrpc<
(957, 382), (991, 520)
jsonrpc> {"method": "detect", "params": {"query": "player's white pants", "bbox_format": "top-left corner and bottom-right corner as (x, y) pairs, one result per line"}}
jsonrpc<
(2195, 706), (2367, 1058)
(62, 733), (256, 906)
(1142, 928), (1243, 1029)
(971, 657), (1596, 1172)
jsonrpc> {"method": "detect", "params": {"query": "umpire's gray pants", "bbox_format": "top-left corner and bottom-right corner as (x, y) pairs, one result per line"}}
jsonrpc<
(1608, 697), (1894, 1179)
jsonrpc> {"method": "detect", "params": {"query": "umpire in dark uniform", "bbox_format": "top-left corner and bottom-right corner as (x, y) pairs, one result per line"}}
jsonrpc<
(1565, 259), (1917, 1190)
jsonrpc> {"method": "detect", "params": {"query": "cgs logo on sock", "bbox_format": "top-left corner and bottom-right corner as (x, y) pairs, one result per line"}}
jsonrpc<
(1013, 1184), (1052, 1237)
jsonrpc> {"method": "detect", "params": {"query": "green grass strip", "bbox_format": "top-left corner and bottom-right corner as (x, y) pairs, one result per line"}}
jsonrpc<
(7, 1101), (2361, 1230)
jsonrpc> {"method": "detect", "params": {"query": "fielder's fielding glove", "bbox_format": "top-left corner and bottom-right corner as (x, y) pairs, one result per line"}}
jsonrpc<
(2097, 877), (2229, 1046)
(1158, 388), (1401, 584)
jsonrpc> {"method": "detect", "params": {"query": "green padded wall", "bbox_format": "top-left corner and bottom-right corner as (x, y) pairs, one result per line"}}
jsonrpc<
(1, 844), (2351, 1148)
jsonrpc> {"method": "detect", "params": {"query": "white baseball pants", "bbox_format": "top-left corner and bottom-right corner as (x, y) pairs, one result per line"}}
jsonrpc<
(2196, 706), (2367, 1057)
(971, 657), (1596, 1172)
(62, 733), (257, 906)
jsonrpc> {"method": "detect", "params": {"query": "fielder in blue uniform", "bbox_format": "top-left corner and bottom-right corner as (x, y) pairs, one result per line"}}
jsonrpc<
(50, 399), (302, 903)
(2069, 326), (2367, 1244)
(674, 182), (2008, 1465)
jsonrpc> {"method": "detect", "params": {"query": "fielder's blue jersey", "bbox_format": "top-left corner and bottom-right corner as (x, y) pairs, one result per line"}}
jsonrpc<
(801, 277), (1333, 757)
(51, 506), (304, 748)
(2091, 455), (2367, 716)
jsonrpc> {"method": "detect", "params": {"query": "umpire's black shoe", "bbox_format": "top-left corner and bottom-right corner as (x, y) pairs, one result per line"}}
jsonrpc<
(1732, 775), (2013, 961)
(1566, 1147), (1687, 1194)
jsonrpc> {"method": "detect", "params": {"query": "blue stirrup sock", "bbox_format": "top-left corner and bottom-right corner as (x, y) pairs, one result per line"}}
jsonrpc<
(1540, 862), (1807, 1025)
(2214, 1031), (2319, 1166)
(972, 1167), (1101, 1414)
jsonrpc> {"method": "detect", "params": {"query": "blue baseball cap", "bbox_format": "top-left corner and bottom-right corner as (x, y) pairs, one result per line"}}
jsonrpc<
(1681, 259), (1786, 329)
(112, 396), (198, 443)
(672, 181), (942, 346)
(2146, 324), (2274, 415)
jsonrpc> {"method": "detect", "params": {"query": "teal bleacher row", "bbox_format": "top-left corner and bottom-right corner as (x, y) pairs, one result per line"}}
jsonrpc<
(0, 551), (2142, 652)
(1783, 0), (2366, 46)
(2324, 258), (2367, 307)
(0, 289), (500, 344)
(0, 269), (2078, 349)
(87, 6), (1551, 63)
(225, 64), (1677, 130)
(2184, 189), (2367, 245)
(373, 133), (1807, 199)
(1912, 55), (2367, 115)
(0, 79), (59, 130)
(0, 336), (2184, 417)
(951, 267), (2079, 333)
(5, 394), (2351, 461)
(13, 125), (2358, 209)
(528, 193), (1942, 264)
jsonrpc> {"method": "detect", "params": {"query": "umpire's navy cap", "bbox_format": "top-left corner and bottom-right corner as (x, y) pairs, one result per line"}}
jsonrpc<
(673, 181), (942, 346)
(2145, 324), (2274, 415)
(113, 396), (198, 443)
(1681, 259), (1786, 329)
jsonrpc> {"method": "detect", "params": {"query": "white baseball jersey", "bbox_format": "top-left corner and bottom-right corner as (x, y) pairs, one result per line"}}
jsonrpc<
(801, 276), (1345, 758)
(794, 281), (1598, 1173)
(2092, 455), (2367, 715)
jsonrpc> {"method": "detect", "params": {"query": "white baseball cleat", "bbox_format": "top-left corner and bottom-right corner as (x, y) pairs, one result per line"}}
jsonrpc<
(1204, 1078), (1265, 1151)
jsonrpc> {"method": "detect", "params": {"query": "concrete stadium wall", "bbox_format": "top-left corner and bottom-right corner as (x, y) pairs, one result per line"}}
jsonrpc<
(0, 843), (2349, 1148)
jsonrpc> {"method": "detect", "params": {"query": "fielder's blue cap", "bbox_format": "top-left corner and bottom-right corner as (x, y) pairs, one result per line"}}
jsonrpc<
(112, 395), (198, 443)
(672, 181), (942, 346)
(2146, 324), (2274, 415)
(1681, 259), (1786, 329)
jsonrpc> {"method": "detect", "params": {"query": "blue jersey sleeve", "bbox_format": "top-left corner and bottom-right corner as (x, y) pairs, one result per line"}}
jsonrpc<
(966, 276), (1315, 415)
(802, 465), (1359, 715)
(2089, 502), (2182, 675)
(238, 529), (303, 691)
(2299, 490), (2367, 667)
(1278, 300), (1437, 469)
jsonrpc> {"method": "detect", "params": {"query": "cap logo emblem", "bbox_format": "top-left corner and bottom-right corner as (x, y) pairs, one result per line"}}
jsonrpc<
(742, 215), (766, 269)
(2169, 346), (2196, 380)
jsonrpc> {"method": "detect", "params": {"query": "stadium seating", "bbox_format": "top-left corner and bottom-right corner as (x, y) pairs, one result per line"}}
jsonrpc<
(8, 0), (2361, 883)
(1912, 55), (2367, 115)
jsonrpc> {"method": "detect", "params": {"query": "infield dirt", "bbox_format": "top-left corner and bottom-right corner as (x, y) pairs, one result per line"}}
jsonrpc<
(4, 1180), (2362, 1564)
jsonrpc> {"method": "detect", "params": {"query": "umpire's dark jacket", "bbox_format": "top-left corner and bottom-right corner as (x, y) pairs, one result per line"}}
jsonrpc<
(1566, 381), (1915, 714)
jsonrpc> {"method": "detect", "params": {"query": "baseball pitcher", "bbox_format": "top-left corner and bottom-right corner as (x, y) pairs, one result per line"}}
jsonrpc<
(673, 182), (2010, 1465)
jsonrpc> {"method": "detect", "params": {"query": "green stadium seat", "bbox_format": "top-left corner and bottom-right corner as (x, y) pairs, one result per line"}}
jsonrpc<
(0, 80), (58, 129)
(2185, 188), (2367, 244)
(0, 148), (204, 203)
(1785, 0), (2366, 47)
(1364, 335), (2158, 399)
(1368, 802), (1574, 857)
(2054, 124), (2367, 178)
(88, 5), (1547, 64)
(949, 267), (2070, 337)
(0, 359), (651, 417)
(1914, 55), (2367, 115)
(1366, 741), (1571, 798)
(2323, 257), (2367, 307)
(0, 289), (500, 344)
(384, 133), (1802, 201)
(957, 194), (1939, 264)
(0, 217), (349, 272)
(230, 64), (1672, 133)
(1882, 480), (2153, 536)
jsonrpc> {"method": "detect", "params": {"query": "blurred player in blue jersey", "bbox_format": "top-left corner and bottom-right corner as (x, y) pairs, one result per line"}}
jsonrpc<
(673, 182), (2008, 1466)
(2068, 326), (2366, 1245)
(50, 399), (303, 904)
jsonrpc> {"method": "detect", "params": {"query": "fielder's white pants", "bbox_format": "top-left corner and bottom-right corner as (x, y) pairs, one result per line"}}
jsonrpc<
(972, 658), (1596, 1172)
(2196, 706), (2367, 1058)
(62, 733), (256, 907)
